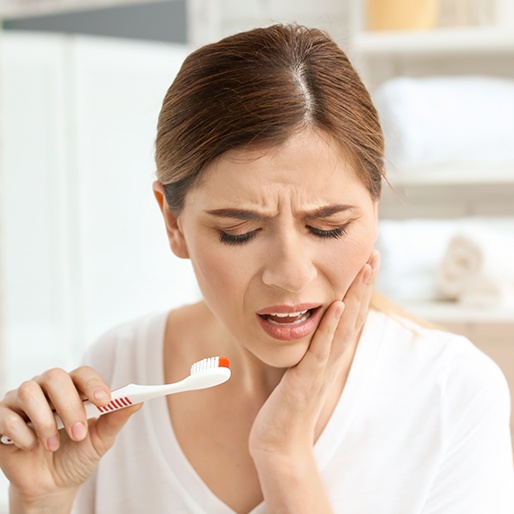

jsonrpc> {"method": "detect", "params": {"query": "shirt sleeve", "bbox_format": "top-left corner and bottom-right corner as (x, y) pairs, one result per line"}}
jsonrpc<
(422, 337), (514, 513)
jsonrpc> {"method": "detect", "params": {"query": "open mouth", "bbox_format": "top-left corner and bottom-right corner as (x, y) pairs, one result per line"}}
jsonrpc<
(256, 305), (323, 341)
(258, 309), (314, 325)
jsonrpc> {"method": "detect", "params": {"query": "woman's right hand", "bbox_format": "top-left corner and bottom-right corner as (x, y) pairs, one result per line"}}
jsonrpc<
(0, 366), (141, 511)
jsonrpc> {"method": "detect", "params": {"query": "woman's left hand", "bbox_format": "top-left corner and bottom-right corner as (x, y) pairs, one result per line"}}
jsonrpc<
(249, 250), (380, 459)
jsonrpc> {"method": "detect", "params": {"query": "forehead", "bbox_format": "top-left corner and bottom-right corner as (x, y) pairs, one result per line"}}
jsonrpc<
(210, 129), (358, 181)
(182, 129), (372, 215)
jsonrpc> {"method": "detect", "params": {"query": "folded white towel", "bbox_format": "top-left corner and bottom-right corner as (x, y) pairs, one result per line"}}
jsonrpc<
(459, 274), (514, 310)
(438, 228), (514, 308)
(377, 218), (514, 304)
(374, 76), (514, 172)
(376, 219), (460, 301)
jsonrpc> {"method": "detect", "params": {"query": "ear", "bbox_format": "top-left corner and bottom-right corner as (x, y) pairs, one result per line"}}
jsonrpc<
(152, 181), (190, 259)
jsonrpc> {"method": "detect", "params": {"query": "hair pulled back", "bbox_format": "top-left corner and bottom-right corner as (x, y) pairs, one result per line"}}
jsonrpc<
(155, 24), (384, 212)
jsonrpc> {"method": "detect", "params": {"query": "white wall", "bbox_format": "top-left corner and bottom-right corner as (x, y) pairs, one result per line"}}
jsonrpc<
(187, 0), (352, 47)
(0, 34), (201, 508)
(0, 33), (74, 388)
(0, 33), (200, 394)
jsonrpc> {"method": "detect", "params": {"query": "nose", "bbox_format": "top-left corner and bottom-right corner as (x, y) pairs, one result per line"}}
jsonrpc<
(261, 234), (317, 293)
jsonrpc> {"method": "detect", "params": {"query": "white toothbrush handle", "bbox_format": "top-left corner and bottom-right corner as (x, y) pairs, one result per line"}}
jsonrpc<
(0, 382), (185, 445)
(1, 364), (230, 445)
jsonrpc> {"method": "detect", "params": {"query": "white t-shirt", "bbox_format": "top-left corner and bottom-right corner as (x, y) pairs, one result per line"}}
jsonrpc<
(72, 309), (514, 513)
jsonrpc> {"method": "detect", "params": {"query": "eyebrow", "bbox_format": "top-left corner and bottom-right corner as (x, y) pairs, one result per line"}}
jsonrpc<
(205, 204), (354, 221)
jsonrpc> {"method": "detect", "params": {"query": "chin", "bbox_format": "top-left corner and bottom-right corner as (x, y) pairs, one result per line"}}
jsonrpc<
(252, 340), (311, 369)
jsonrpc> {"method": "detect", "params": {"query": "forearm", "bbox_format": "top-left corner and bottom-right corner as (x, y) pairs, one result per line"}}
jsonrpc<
(252, 450), (334, 513)
(9, 485), (77, 514)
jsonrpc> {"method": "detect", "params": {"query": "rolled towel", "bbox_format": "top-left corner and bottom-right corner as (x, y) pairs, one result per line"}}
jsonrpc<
(374, 75), (514, 172)
(437, 234), (482, 298)
(459, 274), (514, 310)
(377, 219), (465, 301)
(438, 228), (514, 308)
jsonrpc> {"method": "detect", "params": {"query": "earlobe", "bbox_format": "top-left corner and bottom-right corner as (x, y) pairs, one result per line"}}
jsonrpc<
(152, 181), (190, 259)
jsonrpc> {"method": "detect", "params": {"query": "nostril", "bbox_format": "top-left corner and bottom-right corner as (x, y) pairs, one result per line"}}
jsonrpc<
(262, 264), (317, 292)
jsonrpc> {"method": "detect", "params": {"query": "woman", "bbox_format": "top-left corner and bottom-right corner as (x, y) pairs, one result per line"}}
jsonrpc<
(1, 24), (513, 514)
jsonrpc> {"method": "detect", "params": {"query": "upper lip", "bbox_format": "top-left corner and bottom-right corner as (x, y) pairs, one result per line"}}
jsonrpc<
(256, 303), (321, 316)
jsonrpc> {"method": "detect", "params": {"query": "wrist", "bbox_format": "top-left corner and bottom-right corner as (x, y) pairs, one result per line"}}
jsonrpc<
(249, 432), (313, 462)
(251, 449), (334, 513)
(9, 485), (77, 514)
(251, 445), (315, 476)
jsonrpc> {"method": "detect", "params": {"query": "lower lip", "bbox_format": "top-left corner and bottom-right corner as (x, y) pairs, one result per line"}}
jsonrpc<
(256, 308), (323, 341)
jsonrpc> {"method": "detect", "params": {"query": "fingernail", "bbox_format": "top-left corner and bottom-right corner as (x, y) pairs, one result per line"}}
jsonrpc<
(335, 302), (345, 320)
(371, 252), (381, 271)
(71, 422), (87, 441)
(47, 434), (59, 452)
(94, 389), (110, 403)
(362, 265), (372, 285)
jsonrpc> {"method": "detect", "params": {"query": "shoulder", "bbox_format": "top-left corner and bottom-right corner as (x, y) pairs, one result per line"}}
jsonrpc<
(370, 309), (511, 425)
(371, 309), (498, 368)
(82, 310), (170, 387)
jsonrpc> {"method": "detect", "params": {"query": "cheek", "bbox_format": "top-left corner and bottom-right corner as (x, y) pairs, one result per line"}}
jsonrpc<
(189, 243), (248, 307)
(325, 228), (376, 296)
(192, 249), (228, 292)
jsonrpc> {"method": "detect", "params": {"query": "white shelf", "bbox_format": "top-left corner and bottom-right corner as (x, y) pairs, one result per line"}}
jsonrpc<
(387, 164), (514, 187)
(0, 0), (174, 19)
(353, 26), (514, 56)
(401, 300), (514, 324)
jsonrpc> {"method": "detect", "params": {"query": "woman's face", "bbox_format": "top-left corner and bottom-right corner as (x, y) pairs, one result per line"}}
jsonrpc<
(166, 130), (378, 368)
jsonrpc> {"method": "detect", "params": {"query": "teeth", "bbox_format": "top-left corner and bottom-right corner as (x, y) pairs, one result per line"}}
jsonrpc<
(263, 309), (312, 325)
(269, 310), (308, 318)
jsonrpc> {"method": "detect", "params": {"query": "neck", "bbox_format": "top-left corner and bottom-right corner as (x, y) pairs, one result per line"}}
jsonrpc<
(230, 346), (287, 397)
(198, 301), (287, 398)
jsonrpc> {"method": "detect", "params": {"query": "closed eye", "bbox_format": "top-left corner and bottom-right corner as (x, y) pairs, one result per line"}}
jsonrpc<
(219, 224), (349, 245)
(219, 230), (258, 246)
(307, 225), (348, 239)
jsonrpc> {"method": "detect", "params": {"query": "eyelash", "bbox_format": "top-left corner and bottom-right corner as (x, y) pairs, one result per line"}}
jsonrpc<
(219, 231), (257, 246)
(307, 226), (348, 239)
(219, 225), (348, 246)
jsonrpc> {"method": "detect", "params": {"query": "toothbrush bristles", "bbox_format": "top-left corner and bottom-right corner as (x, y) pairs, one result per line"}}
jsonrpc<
(218, 356), (230, 369)
(190, 356), (230, 374)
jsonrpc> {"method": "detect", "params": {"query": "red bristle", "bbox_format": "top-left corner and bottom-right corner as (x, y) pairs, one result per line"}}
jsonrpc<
(218, 356), (230, 368)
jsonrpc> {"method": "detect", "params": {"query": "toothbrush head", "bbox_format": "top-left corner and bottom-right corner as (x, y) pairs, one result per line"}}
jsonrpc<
(218, 356), (230, 369)
(190, 356), (230, 375)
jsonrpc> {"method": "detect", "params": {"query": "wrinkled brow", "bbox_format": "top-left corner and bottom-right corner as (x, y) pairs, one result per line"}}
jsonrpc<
(205, 204), (354, 221)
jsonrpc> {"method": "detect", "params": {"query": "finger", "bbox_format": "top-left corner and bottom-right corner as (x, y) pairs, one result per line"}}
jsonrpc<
(44, 366), (112, 445)
(0, 405), (38, 451)
(350, 250), (380, 328)
(69, 366), (112, 408)
(353, 250), (380, 331)
(300, 301), (345, 372)
(367, 250), (381, 285)
(332, 251), (381, 359)
(39, 368), (95, 446)
(13, 379), (61, 452)
(88, 403), (143, 458)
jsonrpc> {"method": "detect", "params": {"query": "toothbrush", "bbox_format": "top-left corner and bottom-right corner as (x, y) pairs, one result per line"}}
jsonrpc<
(1, 355), (230, 445)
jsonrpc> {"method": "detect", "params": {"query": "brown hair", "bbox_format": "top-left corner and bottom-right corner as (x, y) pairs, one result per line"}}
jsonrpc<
(155, 24), (385, 212)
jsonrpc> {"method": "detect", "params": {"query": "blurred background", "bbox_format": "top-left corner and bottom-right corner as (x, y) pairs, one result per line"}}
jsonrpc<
(0, 0), (513, 507)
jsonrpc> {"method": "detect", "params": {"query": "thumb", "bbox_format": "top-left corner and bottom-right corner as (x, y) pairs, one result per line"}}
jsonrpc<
(88, 403), (143, 456)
